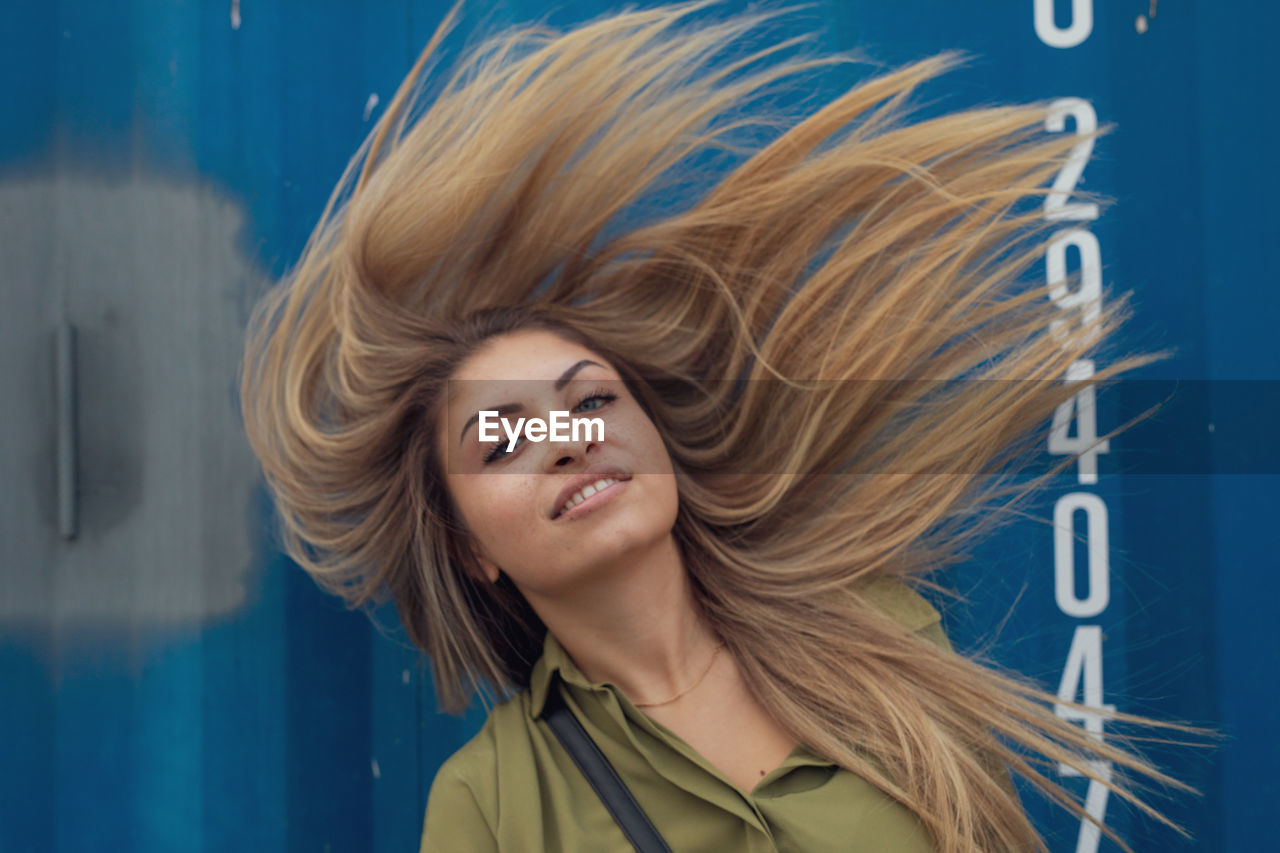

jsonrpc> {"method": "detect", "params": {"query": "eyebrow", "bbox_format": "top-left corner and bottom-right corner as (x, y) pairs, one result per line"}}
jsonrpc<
(457, 359), (605, 447)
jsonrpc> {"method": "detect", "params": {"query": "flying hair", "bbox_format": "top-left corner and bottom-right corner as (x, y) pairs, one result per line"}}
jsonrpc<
(239, 3), (1218, 851)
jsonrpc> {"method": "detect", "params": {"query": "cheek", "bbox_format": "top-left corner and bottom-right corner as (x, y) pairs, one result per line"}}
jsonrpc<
(608, 404), (675, 477)
(644, 425), (676, 477)
(453, 475), (540, 556)
(640, 424), (680, 527)
(618, 412), (680, 521)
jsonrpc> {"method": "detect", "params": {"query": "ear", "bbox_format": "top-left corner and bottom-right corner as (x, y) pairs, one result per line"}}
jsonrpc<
(475, 553), (500, 585)
(462, 537), (501, 585)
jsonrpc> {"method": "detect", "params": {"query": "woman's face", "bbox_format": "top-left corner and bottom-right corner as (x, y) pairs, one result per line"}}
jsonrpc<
(437, 329), (679, 596)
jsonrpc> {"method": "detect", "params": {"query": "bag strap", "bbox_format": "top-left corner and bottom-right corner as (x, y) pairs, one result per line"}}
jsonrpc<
(540, 676), (674, 853)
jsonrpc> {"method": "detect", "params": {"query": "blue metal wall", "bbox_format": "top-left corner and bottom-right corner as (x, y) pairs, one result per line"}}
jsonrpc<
(1, 2), (1274, 851)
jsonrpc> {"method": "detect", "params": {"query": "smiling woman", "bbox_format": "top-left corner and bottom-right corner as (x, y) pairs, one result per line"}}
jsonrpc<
(238, 3), (1211, 852)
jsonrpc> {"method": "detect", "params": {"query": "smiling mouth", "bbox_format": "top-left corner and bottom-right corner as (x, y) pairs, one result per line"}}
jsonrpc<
(552, 477), (626, 520)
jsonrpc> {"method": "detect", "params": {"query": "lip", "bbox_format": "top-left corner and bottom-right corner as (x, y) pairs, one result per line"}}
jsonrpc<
(550, 464), (632, 520)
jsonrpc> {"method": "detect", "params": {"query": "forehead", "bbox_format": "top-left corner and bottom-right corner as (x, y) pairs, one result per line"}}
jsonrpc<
(449, 329), (606, 384)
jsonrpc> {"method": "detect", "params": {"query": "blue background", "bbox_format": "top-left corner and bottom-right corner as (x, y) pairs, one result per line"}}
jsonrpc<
(1, 1), (1275, 851)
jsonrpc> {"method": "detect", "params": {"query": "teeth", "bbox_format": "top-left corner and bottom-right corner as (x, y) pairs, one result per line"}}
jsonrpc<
(559, 478), (619, 518)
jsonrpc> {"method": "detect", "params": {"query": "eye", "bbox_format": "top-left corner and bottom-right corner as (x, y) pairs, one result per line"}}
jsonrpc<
(575, 387), (618, 412)
(483, 435), (520, 464)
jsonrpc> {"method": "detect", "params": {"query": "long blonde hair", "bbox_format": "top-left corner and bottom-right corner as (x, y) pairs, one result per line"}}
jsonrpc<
(239, 3), (1213, 851)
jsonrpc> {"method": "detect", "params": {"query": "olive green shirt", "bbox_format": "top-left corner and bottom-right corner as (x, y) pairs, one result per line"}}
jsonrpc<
(420, 580), (965, 852)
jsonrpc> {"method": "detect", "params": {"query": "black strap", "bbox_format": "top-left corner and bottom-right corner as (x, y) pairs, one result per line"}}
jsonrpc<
(540, 677), (674, 853)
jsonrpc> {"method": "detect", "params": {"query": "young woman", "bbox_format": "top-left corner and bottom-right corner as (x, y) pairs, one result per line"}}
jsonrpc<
(239, 3), (1207, 851)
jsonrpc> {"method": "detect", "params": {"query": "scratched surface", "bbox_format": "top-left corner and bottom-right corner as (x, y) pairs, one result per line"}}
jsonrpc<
(0, 2), (1273, 852)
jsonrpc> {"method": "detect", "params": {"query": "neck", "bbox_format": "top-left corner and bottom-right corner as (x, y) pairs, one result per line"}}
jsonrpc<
(524, 533), (721, 707)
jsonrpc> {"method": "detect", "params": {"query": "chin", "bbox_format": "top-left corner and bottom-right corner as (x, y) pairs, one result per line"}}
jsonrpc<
(610, 511), (677, 556)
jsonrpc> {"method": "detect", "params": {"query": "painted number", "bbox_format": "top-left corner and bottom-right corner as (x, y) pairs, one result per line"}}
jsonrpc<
(1055, 625), (1117, 853)
(1047, 228), (1102, 346)
(1035, 0), (1093, 48)
(1049, 359), (1109, 484)
(1053, 491), (1110, 617)
(1035, 11), (1119, 853)
(1044, 98), (1100, 222)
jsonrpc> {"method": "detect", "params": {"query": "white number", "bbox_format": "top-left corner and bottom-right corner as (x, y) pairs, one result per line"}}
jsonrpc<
(1053, 492), (1110, 617)
(1044, 98), (1099, 221)
(1075, 762), (1114, 853)
(1055, 625), (1116, 853)
(1036, 10), (1120, 849)
(1055, 625), (1115, 734)
(1035, 0), (1093, 49)
(1047, 228), (1102, 347)
(1049, 359), (1109, 483)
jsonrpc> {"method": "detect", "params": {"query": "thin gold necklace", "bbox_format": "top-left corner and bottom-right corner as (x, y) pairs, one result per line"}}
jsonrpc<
(632, 639), (726, 708)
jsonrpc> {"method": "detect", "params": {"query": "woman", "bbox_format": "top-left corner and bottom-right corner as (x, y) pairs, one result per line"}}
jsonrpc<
(239, 2), (1207, 851)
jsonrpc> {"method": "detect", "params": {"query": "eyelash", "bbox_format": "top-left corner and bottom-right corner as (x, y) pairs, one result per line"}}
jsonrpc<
(482, 387), (618, 463)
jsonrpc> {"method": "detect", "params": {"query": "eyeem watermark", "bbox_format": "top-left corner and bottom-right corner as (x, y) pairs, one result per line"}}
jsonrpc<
(478, 410), (604, 452)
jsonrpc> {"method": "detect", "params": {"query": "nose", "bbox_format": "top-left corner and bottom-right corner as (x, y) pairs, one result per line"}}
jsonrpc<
(545, 431), (599, 471)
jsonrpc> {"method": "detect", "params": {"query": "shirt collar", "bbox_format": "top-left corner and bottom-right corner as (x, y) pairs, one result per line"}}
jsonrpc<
(527, 629), (838, 773)
(528, 629), (585, 720)
(528, 629), (656, 720)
